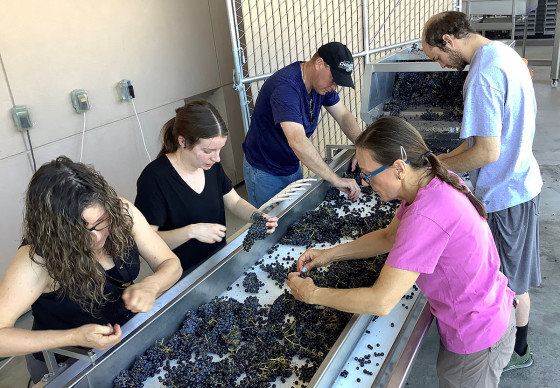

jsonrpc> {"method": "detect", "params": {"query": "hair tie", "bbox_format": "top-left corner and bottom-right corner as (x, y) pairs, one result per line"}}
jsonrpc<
(423, 150), (433, 159)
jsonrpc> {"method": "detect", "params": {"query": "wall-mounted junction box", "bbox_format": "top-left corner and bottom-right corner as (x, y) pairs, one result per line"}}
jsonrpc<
(117, 79), (134, 100)
(70, 89), (90, 112)
(11, 105), (33, 130)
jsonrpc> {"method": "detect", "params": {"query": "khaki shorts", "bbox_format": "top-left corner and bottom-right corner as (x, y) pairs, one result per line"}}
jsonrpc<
(436, 306), (516, 388)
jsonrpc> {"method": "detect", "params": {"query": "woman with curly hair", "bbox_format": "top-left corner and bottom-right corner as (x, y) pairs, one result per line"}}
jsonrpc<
(287, 116), (516, 388)
(0, 156), (181, 383)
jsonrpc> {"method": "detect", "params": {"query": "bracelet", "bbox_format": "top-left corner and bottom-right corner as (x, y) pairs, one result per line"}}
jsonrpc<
(250, 211), (264, 223)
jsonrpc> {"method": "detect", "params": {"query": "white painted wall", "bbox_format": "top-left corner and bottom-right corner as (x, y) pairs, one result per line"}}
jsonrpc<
(0, 1), (243, 279)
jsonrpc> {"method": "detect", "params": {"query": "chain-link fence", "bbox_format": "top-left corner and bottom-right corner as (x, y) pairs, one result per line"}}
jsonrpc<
(228, 0), (460, 177)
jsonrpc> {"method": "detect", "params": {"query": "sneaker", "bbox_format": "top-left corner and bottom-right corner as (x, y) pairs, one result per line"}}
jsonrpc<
(503, 344), (534, 372)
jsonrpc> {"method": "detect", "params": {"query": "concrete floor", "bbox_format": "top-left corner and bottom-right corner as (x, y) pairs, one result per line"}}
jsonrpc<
(0, 312), (32, 388)
(0, 47), (558, 388)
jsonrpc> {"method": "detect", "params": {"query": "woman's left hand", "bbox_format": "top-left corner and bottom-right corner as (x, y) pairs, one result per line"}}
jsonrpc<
(121, 283), (158, 313)
(286, 272), (318, 304)
(263, 215), (278, 234)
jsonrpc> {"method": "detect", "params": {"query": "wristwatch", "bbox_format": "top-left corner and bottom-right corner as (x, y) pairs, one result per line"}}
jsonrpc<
(250, 211), (264, 223)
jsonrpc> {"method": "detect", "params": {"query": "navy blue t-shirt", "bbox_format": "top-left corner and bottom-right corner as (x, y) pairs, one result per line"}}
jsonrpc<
(242, 61), (340, 176)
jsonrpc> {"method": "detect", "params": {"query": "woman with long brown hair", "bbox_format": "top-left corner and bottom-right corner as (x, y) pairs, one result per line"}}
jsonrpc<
(135, 100), (277, 274)
(287, 116), (516, 387)
(0, 156), (181, 383)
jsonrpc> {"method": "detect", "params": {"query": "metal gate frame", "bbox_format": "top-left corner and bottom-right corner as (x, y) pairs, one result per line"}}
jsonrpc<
(226, 0), (462, 177)
(227, 0), (462, 146)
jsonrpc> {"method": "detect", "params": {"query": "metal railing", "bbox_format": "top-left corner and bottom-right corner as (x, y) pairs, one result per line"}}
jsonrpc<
(228, 0), (460, 177)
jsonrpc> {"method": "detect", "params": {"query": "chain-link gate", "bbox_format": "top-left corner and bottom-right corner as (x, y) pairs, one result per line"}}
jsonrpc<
(228, 0), (461, 177)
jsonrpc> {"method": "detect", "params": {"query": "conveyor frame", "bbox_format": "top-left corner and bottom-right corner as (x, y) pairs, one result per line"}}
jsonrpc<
(44, 149), (433, 388)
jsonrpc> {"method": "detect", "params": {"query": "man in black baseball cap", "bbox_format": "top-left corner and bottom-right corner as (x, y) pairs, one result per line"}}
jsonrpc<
(242, 41), (362, 208)
(317, 42), (355, 88)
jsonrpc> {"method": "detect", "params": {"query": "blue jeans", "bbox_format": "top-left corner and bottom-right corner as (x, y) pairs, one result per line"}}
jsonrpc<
(243, 157), (302, 208)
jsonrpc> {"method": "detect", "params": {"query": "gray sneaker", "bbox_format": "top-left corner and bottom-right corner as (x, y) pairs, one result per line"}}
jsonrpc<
(503, 344), (534, 372)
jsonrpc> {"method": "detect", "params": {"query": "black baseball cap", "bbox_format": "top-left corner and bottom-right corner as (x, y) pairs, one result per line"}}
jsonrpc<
(317, 42), (355, 88)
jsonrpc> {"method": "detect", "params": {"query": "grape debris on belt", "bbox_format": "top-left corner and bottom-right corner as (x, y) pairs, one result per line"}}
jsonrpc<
(114, 183), (399, 387)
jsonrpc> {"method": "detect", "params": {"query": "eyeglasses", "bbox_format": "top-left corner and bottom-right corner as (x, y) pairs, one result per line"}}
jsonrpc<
(309, 99), (315, 124)
(360, 146), (410, 186)
(360, 165), (390, 183)
(86, 216), (110, 232)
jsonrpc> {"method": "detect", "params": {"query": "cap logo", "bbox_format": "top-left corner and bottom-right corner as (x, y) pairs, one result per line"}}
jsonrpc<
(338, 61), (353, 73)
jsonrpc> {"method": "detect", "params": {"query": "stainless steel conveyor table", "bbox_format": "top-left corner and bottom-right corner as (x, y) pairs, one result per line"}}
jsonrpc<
(43, 149), (433, 388)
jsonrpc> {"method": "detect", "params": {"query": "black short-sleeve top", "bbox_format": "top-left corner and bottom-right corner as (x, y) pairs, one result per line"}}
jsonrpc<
(135, 155), (233, 273)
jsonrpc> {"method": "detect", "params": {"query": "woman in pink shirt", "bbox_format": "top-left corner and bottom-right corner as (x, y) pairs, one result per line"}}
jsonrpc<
(287, 116), (515, 388)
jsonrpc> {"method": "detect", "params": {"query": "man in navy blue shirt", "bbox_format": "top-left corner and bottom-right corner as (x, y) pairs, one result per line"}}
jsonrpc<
(242, 42), (362, 208)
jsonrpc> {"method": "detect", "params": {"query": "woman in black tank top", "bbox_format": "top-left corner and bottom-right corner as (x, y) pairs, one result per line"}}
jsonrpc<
(0, 156), (181, 383)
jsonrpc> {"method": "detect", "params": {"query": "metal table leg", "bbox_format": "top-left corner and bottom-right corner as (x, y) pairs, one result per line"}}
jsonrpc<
(551, 3), (560, 87)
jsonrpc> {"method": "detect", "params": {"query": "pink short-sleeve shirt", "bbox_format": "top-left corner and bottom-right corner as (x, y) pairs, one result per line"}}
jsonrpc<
(386, 176), (514, 354)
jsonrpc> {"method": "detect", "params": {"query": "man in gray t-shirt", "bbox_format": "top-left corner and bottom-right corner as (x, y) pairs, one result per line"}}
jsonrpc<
(422, 11), (542, 375)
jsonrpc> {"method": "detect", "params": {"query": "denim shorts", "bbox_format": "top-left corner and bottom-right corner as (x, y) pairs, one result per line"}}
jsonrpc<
(243, 157), (302, 208)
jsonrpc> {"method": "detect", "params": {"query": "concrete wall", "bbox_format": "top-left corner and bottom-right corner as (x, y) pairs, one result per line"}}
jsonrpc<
(0, 1), (244, 280)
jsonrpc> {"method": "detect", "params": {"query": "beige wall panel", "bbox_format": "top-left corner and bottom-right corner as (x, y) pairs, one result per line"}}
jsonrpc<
(0, 0), (237, 282)
(0, 69), (28, 158)
(77, 101), (186, 201)
(0, 153), (34, 279)
(209, 0), (236, 87)
(222, 85), (246, 184)
(0, 0), (221, 149)
(0, 100), (184, 280)
(205, 87), (237, 183)
(205, 85), (246, 185)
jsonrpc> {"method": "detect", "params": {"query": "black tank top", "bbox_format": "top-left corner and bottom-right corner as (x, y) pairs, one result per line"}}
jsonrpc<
(31, 244), (140, 332)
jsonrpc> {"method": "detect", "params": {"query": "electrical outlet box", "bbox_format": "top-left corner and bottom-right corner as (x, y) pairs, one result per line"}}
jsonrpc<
(70, 89), (90, 112)
(117, 79), (133, 100)
(11, 105), (33, 130)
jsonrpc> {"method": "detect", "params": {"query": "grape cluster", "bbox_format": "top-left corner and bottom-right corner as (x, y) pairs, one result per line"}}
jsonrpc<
(354, 354), (372, 367)
(280, 205), (342, 247)
(281, 190), (398, 248)
(324, 175), (376, 209)
(242, 272), (265, 293)
(383, 71), (467, 120)
(114, 292), (353, 388)
(420, 107), (463, 122)
(297, 258), (386, 290)
(343, 171), (363, 187)
(243, 215), (268, 251)
(112, 342), (167, 387)
(323, 187), (345, 202)
(261, 260), (297, 288)
(420, 108), (439, 121)
(424, 139), (461, 155)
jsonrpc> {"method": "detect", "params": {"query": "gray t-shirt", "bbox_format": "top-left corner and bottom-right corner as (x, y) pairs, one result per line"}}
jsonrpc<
(461, 41), (542, 213)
